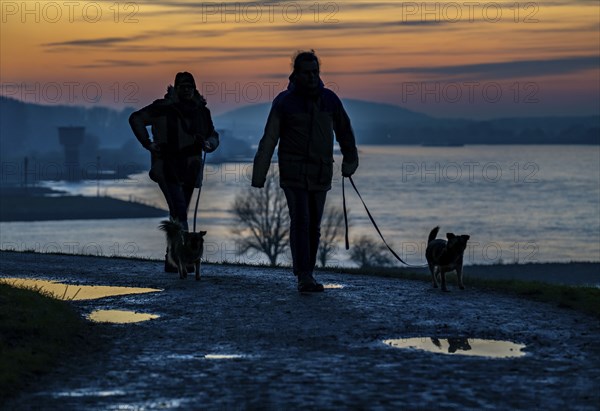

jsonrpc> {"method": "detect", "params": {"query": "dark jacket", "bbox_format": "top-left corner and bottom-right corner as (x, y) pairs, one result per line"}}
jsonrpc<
(252, 82), (358, 191)
(129, 86), (219, 186)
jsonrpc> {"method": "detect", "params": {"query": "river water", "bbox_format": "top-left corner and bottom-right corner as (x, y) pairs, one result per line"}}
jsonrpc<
(1, 145), (598, 266)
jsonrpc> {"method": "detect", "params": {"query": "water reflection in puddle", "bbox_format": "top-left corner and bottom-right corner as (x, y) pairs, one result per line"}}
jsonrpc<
(383, 337), (526, 358)
(323, 283), (345, 289)
(0, 277), (161, 300)
(88, 309), (160, 324)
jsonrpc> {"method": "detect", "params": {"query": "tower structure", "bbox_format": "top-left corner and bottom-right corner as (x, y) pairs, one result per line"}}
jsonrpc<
(58, 126), (85, 181)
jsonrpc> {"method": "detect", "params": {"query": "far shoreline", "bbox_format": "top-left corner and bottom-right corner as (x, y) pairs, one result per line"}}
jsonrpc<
(0, 187), (166, 222)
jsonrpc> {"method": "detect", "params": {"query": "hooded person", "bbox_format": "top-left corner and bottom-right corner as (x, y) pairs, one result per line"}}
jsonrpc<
(252, 50), (359, 292)
(129, 71), (219, 272)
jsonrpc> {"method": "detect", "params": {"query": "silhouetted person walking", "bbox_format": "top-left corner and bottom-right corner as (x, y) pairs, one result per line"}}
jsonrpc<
(129, 72), (219, 271)
(252, 51), (359, 292)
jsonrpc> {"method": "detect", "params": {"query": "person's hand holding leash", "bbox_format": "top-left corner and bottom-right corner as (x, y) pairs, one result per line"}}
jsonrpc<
(147, 142), (161, 154)
(341, 160), (358, 177)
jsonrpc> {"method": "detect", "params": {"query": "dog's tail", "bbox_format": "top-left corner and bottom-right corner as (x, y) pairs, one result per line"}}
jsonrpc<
(428, 226), (440, 244)
(158, 219), (183, 237)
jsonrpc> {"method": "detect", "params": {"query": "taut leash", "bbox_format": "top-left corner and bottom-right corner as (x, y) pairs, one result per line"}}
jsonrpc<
(192, 150), (207, 233)
(343, 176), (427, 268)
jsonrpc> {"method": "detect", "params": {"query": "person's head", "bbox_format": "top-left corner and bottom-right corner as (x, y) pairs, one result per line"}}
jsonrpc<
(290, 50), (320, 91)
(174, 71), (196, 101)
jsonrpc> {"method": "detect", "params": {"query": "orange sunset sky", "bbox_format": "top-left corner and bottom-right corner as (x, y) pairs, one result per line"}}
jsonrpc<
(1, 0), (599, 118)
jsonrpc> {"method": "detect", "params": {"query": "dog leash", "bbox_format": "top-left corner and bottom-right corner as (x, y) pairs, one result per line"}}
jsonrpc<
(342, 176), (428, 268)
(192, 150), (207, 233)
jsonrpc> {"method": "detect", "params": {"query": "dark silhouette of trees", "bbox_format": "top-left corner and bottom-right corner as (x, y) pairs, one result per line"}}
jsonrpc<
(349, 235), (395, 268)
(317, 205), (345, 267)
(232, 172), (289, 266)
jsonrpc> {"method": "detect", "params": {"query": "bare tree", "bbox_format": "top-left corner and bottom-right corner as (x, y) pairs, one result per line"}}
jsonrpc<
(317, 205), (345, 267)
(232, 172), (289, 266)
(349, 235), (395, 268)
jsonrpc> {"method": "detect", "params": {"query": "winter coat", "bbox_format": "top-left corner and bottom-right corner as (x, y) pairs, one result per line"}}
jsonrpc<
(129, 86), (219, 186)
(252, 82), (358, 191)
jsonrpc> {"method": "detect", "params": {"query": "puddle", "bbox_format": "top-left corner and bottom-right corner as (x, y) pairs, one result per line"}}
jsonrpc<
(160, 353), (252, 361)
(87, 309), (160, 324)
(167, 354), (198, 360)
(53, 389), (126, 398)
(323, 283), (345, 289)
(204, 354), (248, 360)
(383, 337), (526, 358)
(0, 277), (162, 300)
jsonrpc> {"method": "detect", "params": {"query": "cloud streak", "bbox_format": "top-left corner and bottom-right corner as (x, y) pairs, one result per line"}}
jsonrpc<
(349, 55), (599, 81)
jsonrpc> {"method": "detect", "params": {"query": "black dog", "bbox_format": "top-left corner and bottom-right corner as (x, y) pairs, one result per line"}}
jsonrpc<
(159, 219), (206, 281)
(425, 226), (470, 292)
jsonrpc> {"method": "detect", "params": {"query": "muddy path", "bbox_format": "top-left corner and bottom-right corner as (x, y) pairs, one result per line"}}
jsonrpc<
(1, 251), (598, 410)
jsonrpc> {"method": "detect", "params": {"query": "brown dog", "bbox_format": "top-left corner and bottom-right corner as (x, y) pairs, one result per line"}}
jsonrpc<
(425, 226), (470, 292)
(159, 219), (206, 281)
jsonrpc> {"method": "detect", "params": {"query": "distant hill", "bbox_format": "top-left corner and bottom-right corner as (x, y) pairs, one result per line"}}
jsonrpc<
(214, 99), (598, 145)
(214, 98), (433, 144)
(1, 96), (598, 167)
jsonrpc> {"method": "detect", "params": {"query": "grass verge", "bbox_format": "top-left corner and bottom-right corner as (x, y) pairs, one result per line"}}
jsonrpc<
(326, 266), (600, 319)
(469, 277), (600, 319)
(0, 283), (90, 404)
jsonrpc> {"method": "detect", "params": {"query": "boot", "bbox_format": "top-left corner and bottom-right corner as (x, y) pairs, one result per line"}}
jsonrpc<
(297, 272), (324, 293)
(309, 273), (324, 291)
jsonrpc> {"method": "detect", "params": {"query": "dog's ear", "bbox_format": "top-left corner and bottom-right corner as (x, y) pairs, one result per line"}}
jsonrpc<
(446, 233), (456, 239)
(461, 235), (470, 241)
(200, 231), (207, 236)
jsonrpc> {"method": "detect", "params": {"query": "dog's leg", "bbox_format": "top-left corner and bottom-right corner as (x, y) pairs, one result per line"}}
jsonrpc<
(429, 265), (438, 288)
(178, 261), (187, 279)
(457, 264), (465, 290)
(440, 269), (449, 292)
(195, 261), (201, 281)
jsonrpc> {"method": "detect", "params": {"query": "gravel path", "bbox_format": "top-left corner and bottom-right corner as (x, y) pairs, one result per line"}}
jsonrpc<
(1, 251), (599, 410)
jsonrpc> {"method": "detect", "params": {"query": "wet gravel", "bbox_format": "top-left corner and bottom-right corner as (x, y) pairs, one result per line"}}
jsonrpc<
(1, 251), (599, 410)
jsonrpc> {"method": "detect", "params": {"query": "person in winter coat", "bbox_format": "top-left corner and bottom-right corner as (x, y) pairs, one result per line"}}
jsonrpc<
(129, 72), (219, 271)
(252, 50), (359, 292)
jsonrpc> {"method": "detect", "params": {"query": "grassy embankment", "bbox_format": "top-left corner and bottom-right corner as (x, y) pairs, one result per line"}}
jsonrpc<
(326, 266), (600, 319)
(0, 283), (92, 403)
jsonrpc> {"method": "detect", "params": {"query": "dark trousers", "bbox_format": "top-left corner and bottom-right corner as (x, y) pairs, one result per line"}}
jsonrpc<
(283, 187), (327, 275)
(158, 180), (195, 231)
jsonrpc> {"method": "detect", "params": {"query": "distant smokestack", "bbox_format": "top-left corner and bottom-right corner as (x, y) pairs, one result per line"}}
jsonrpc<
(58, 126), (85, 181)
